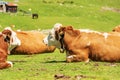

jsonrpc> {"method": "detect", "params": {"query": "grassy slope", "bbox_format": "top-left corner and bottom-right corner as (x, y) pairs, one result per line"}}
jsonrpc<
(0, 0), (120, 80)
(1, 0), (120, 31)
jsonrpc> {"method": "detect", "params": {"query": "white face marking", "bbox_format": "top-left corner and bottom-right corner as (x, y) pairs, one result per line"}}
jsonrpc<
(43, 23), (63, 49)
(4, 27), (21, 51)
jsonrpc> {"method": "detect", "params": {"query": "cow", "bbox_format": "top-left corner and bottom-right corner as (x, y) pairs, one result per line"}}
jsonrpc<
(112, 25), (120, 32)
(43, 23), (120, 62)
(32, 13), (38, 19)
(10, 30), (56, 55)
(0, 27), (21, 69)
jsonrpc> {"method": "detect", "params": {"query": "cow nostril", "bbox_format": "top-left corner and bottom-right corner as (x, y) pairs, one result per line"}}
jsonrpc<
(42, 40), (44, 43)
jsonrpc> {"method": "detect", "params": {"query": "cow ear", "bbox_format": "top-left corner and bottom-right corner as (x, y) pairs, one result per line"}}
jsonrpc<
(2, 30), (12, 36)
(67, 26), (73, 30)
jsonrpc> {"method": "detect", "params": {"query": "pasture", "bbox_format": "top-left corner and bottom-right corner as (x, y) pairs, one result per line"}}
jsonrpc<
(0, 0), (120, 80)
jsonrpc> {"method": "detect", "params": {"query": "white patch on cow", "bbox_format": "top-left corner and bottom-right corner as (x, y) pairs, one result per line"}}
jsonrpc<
(67, 55), (74, 59)
(103, 32), (109, 39)
(67, 55), (76, 59)
(54, 23), (63, 30)
(16, 29), (21, 32)
(85, 59), (89, 63)
(79, 29), (101, 34)
(86, 41), (91, 46)
(80, 29), (110, 40)
(7, 61), (13, 67)
(4, 27), (21, 51)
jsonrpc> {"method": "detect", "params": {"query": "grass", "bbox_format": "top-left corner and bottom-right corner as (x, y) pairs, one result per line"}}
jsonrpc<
(0, 0), (120, 80)
(2, 50), (120, 80)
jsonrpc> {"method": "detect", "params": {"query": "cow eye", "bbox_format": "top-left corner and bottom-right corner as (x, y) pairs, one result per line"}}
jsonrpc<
(4, 36), (10, 43)
(49, 35), (53, 39)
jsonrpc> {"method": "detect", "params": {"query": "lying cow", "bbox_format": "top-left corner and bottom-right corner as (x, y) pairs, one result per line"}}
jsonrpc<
(0, 27), (21, 69)
(44, 23), (120, 62)
(10, 30), (55, 55)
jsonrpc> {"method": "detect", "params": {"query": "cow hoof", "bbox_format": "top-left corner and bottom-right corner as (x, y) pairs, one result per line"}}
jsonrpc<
(85, 59), (89, 63)
(59, 49), (64, 53)
(7, 61), (13, 67)
(66, 58), (72, 63)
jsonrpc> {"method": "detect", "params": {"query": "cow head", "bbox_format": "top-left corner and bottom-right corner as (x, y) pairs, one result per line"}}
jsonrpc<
(55, 26), (76, 52)
(2, 27), (21, 52)
(43, 23), (65, 52)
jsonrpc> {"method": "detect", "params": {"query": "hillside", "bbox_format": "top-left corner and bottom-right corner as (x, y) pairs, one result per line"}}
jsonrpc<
(0, 0), (120, 31)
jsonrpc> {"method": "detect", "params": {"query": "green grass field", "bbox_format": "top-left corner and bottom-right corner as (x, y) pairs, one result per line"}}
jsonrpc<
(0, 0), (120, 80)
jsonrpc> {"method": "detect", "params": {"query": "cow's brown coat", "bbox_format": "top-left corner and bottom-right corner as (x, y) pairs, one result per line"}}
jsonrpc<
(56, 26), (120, 62)
(11, 31), (55, 55)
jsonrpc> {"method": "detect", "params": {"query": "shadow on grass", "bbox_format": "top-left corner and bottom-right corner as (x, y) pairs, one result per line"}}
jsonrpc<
(11, 60), (27, 64)
(44, 60), (66, 63)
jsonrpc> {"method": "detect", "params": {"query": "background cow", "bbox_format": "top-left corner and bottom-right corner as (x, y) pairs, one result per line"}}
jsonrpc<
(44, 23), (120, 62)
(112, 25), (120, 32)
(11, 31), (55, 55)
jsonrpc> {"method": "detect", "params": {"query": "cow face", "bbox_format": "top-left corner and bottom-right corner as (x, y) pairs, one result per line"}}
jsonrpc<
(2, 27), (21, 51)
(43, 23), (65, 52)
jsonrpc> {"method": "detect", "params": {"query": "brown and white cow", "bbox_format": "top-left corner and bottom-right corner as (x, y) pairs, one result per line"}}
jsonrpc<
(10, 30), (56, 55)
(43, 23), (120, 62)
(0, 27), (21, 69)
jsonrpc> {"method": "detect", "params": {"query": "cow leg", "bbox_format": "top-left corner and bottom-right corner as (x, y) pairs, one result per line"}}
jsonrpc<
(0, 52), (13, 69)
(66, 55), (89, 63)
(0, 61), (13, 69)
(66, 50), (89, 62)
(66, 55), (77, 62)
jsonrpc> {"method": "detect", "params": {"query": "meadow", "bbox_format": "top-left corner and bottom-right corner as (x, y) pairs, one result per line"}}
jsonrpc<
(0, 0), (120, 80)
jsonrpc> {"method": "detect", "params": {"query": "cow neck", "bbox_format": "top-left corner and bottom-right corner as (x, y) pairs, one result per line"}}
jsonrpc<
(63, 30), (80, 49)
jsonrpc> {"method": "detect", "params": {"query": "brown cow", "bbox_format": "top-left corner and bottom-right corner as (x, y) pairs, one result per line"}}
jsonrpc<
(57, 26), (120, 62)
(44, 24), (120, 62)
(0, 27), (21, 69)
(11, 31), (55, 55)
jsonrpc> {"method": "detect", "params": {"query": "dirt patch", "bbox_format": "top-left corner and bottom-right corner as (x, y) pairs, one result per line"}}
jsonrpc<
(54, 74), (71, 80)
(75, 75), (96, 80)
(54, 74), (96, 80)
(101, 6), (120, 13)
